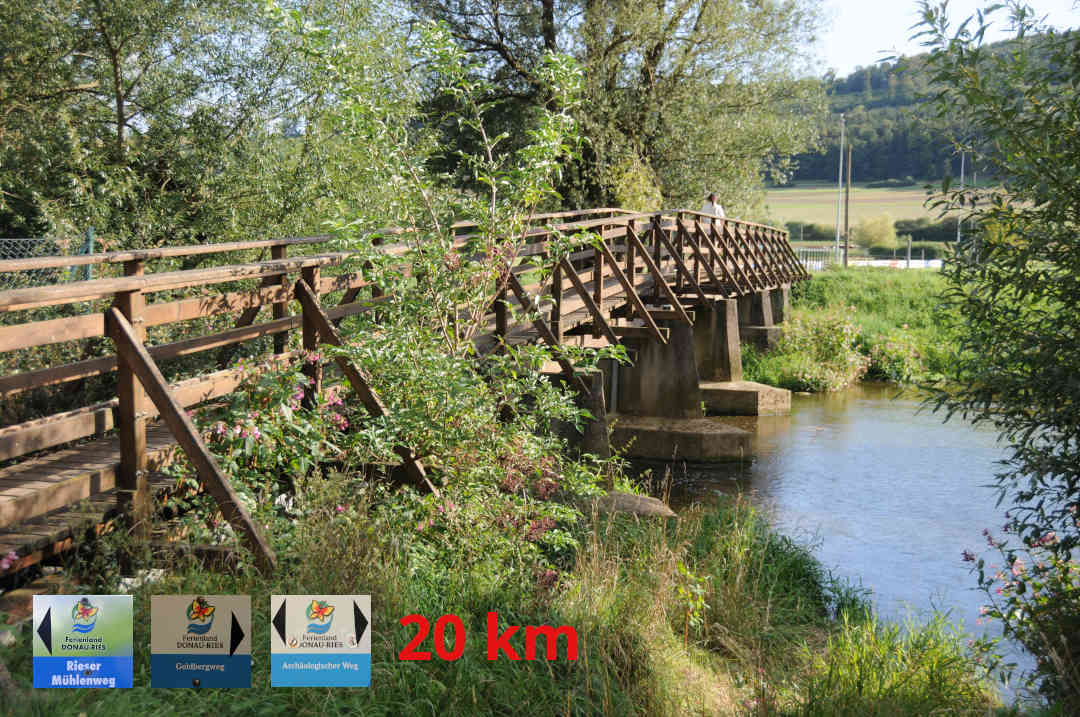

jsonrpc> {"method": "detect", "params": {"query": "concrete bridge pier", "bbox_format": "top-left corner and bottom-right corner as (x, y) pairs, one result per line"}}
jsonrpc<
(607, 318), (751, 462)
(770, 283), (791, 324)
(693, 298), (742, 383)
(739, 288), (782, 350)
(549, 369), (611, 461)
(699, 293), (792, 417)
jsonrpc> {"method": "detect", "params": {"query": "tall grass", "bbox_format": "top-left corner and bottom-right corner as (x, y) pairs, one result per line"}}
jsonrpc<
(794, 613), (999, 716)
(0, 492), (998, 716)
(745, 268), (956, 389)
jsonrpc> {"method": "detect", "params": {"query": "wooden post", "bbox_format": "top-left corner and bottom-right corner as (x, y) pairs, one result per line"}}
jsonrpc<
(652, 214), (663, 304)
(494, 288), (508, 350)
(271, 243), (288, 354)
(592, 241), (603, 339)
(691, 218), (701, 290)
(674, 213), (684, 295)
(115, 259), (150, 534)
(551, 260), (562, 344)
(626, 220), (636, 283)
(300, 265), (322, 406)
(106, 308), (277, 574)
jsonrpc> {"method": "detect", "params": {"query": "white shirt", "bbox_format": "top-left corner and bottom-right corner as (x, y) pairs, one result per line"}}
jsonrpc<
(701, 200), (726, 218)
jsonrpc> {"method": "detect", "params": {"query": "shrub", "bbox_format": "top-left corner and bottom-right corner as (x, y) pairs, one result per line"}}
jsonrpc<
(852, 213), (897, 249)
(866, 330), (922, 383)
(786, 221), (836, 244)
(865, 177), (918, 188)
(894, 217), (958, 244)
(743, 309), (869, 392)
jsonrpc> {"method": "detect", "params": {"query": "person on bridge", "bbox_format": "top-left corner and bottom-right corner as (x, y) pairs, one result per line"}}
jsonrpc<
(701, 192), (726, 219)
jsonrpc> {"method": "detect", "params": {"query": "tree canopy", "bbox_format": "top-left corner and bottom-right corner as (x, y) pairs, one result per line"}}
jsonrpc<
(411, 0), (826, 213)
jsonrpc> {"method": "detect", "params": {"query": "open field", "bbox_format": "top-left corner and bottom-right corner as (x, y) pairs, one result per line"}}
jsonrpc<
(766, 181), (939, 226)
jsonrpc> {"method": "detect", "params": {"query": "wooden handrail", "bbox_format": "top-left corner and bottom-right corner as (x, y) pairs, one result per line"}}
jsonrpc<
(0, 253), (349, 312)
(0, 235), (333, 273)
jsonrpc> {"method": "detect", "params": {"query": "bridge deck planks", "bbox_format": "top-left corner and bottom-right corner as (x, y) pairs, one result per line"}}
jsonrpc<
(0, 472), (178, 571)
(0, 424), (179, 531)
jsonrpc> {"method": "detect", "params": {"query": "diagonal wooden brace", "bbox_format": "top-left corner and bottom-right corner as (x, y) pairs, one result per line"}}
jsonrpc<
(559, 257), (618, 345)
(596, 240), (666, 343)
(625, 225), (695, 323)
(505, 271), (590, 396)
(294, 279), (437, 495)
(105, 307), (277, 575)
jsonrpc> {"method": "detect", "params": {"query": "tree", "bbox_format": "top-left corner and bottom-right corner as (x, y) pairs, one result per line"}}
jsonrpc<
(917, 1), (1080, 704)
(0, 0), (393, 247)
(851, 213), (897, 250)
(409, 0), (826, 214)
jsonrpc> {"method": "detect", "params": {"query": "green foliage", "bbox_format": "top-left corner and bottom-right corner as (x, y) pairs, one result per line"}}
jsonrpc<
(971, 541), (1080, 705)
(411, 0), (827, 212)
(744, 309), (869, 392)
(795, 612), (998, 716)
(916, 1), (1080, 707)
(786, 221), (837, 244)
(608, 154), (664, 212)
(867, 241), (946, 260)
(745, 268), (956, 390)
(0, 0), (394, 245)
(895, 217), (959, 244)
(866, 331), (923, 384)
(852, 213), (898, 250)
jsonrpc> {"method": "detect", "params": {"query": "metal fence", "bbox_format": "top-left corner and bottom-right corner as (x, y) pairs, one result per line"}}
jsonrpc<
(0, 229), (96, 289)
(793, 245), (841, 272)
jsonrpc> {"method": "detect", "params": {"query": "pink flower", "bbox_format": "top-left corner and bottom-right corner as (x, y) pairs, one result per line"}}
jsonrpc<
(0, 550), (17, 571)
(335, 505), (346, 514)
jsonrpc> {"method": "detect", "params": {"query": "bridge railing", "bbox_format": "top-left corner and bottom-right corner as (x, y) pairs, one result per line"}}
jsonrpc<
(0, 207), (802, 573)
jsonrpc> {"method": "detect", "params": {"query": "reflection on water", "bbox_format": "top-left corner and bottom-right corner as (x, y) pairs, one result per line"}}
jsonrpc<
(665, 383), (1015, 652)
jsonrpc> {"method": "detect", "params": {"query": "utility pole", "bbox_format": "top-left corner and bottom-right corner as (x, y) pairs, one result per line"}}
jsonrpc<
(843, 144), (852, 268)
(835, 113), (845, 258)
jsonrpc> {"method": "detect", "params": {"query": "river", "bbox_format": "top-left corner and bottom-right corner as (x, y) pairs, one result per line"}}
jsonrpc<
(667, 383), (1018, 661)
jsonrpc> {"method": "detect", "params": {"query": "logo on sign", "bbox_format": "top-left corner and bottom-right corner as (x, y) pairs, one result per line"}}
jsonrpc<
(71, 598), (100, 634)
(186, 597), (216, 635)
(306, 600), (335, 634)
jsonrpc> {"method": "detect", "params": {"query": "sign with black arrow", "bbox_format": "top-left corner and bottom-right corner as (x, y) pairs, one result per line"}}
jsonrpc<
(32, 595), (133, 688)
(270, 595), (371, 687)
(150, 595), (251, 688)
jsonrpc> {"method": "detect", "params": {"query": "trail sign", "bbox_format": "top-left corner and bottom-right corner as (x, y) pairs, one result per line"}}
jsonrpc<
(150, 595), (251, 688)
(269, 595), (370, 687)
(32, 595), (133, 688)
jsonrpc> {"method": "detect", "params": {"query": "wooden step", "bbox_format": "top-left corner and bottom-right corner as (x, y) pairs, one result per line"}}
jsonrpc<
(0, 472), (178, 575)
(0, 424), (178, 530)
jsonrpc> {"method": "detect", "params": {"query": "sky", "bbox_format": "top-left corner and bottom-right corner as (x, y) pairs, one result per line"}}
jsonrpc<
(816, 0), (1079, 76)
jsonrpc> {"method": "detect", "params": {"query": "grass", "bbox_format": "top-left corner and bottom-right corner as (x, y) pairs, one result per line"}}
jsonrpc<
(744, 267), (956, 389)
(766, 181), (937, 226)
(0, 492), (997, 716)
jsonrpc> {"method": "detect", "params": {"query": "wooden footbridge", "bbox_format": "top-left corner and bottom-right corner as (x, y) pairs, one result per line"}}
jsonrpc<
(0, 208), (806, 575)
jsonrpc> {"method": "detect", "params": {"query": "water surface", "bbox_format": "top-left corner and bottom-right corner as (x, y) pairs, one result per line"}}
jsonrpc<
(669, 383), (1011, 643)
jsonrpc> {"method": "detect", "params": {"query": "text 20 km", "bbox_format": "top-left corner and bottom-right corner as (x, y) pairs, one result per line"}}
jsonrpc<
(399, 612), (578, 661)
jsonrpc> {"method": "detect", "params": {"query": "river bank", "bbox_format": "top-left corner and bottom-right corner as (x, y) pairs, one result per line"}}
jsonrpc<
(0, 267), (1004, 715)
(0, 489), (1000, 716)
(743, 267), (954, 391)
